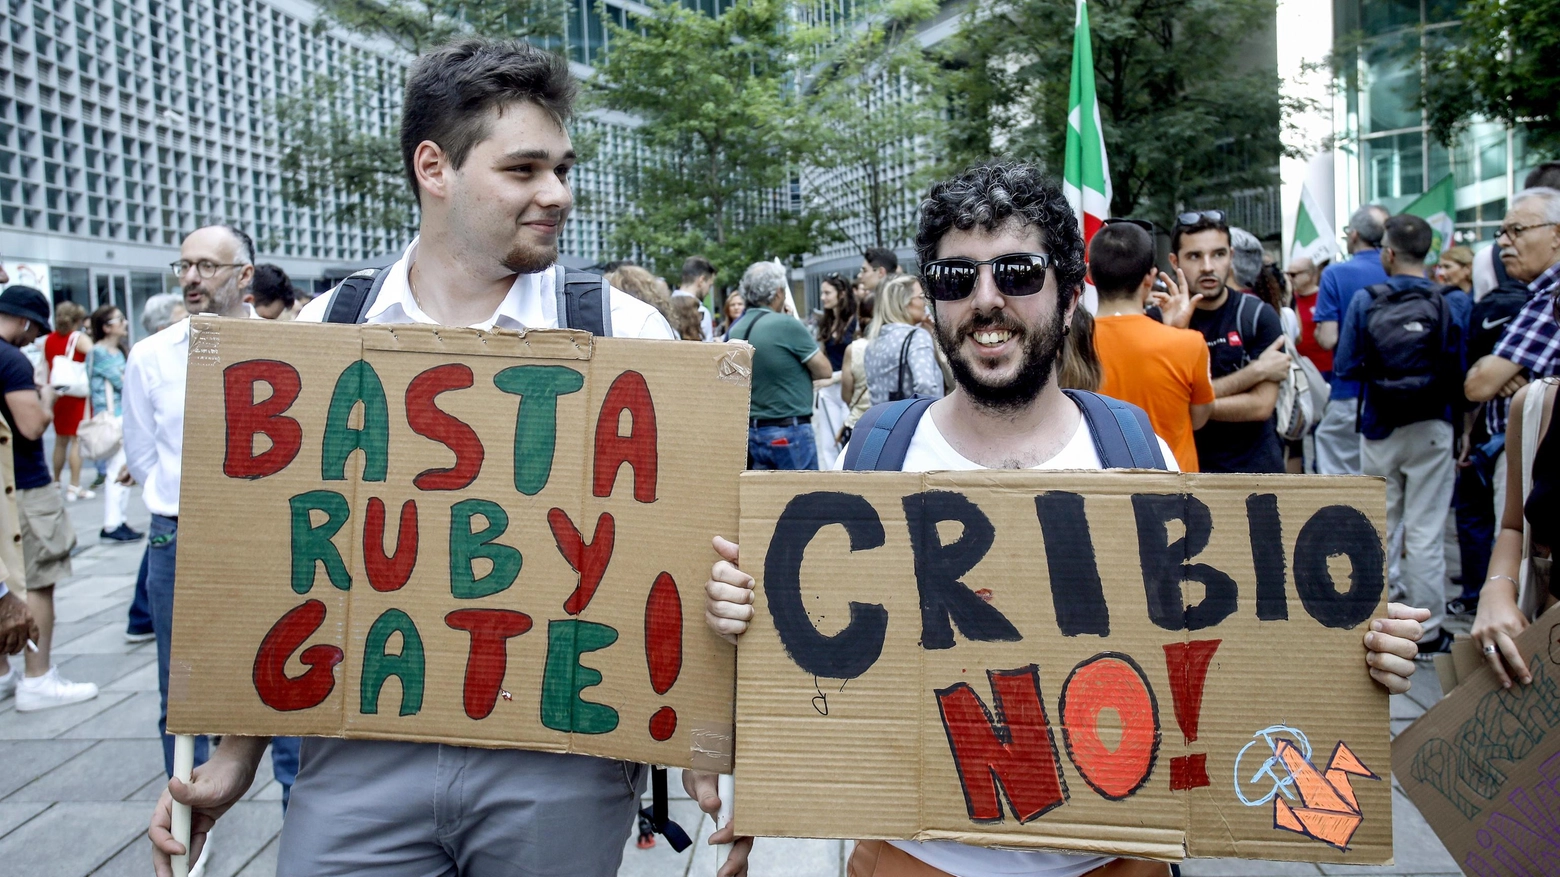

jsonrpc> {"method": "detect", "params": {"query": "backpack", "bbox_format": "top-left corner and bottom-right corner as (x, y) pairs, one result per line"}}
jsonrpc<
(1358, 281), (1455, 422)
(1229, 294), (1316, 441)
(842, 391), (1168, 471)
(324, 264), (613, 335)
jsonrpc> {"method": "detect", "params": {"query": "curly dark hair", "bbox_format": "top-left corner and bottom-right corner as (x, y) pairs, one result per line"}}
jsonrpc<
(914, 161), (1085, 309)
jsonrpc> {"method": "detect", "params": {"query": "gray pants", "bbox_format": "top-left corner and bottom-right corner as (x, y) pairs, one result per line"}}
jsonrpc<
(1313, 397), (1362, 475)
(278, 739), (645, 876)
(1361, 419), (1455, 640)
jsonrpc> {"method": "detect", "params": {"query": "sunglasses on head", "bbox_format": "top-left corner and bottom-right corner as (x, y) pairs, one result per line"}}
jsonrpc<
(1104, 218), (1154, 232)
(920, 252), (1054, 302)
(1176, 209), (1227, 227)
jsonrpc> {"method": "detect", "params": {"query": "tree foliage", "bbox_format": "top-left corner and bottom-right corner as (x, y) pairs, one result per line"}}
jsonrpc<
(934, 0), (1285, 228)
(1421, 0), (1560, 155)
(590, 0), (837, 281)
(803, 0), (945, 250)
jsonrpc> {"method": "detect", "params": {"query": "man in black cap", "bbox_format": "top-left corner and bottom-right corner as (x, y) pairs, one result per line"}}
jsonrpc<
(0, 267), (43, 665)
(0, 285), (98, 711)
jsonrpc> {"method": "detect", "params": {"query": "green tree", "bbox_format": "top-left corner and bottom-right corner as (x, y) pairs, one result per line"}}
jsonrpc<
(1421, 0), (1560, 155)
(270, 0), (569, 243)
(934, 0), (1285, 229)
(804, 0), (945, 250)
(590, 0), (837, 281)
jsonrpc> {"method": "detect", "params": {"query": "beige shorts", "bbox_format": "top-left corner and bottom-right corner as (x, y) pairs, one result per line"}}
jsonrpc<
(17, 486), (75, 589)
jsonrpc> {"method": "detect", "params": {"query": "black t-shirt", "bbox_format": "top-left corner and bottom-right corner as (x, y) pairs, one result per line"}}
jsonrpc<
(0, 340), (49, 489)
(1189, 291), (1285, 474)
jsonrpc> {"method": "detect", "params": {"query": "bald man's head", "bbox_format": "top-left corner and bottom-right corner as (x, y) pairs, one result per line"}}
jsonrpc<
(1284, 255), (1318, 296)
(175, 225), (254, 317)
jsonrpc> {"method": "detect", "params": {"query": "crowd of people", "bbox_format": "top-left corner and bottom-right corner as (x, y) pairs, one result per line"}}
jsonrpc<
(0, 31), (1548, 877)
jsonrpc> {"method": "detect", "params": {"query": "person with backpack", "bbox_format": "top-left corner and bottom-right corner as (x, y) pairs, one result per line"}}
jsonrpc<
(146, 39), (728, 877)
(1334, 213), (1472, 657)
(698, 161), (1430, 877)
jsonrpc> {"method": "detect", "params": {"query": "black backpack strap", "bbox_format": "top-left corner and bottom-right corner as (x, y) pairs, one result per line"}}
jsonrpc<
(324, 268), (390, 324)
(729, 309), (769, 342)
(843, 397), (936, 470)
(1063, 389), (1167, 470)
(556, 267), (611, 336)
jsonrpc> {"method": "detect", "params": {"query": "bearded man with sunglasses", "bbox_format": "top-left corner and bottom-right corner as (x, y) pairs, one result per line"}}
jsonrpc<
(1169, 211), (1291, 474)
(697, 162), (1430, 877)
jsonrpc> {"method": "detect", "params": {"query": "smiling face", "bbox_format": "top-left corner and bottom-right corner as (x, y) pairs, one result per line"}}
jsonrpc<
(820, 281), (840, 311)
(931, 220), (1073, 413)
(1171, 228), (1233, 305)
(432, 101), (576, 276)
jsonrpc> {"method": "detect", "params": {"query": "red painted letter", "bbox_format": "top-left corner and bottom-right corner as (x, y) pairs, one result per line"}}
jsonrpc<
(592, 371), (657, 502)
(935, 665), (1067, 823)
(407, 364), (484, 491)
(548, 508), (615, 616)
(253, 599), (343, 711)
(445, 609), (533, 720)
(364, 497), (418, 592)
(1059, 654), (1160, 800)
(224, 360), (303, 479)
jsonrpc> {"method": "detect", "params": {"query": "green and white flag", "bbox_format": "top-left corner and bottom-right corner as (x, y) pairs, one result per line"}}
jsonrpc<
(1403, 174), (1457, 262)
(1291, 177), (1337, 264)
(1062, 0), (1110, 245)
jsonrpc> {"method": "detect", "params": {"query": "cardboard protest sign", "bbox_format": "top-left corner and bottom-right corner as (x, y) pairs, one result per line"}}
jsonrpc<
(1395, 602), (1560, 876)
(167, 317), (750, 771)
(736, 471), (1392, 863)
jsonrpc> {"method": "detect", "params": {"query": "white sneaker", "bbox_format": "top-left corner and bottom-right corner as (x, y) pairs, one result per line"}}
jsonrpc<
(15, 667), (99, 712)
(0, 668), (15, 700)
(189, 826), (214, 877)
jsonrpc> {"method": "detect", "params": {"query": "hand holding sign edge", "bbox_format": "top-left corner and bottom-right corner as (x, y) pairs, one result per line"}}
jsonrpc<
(707, 536), (753, 645)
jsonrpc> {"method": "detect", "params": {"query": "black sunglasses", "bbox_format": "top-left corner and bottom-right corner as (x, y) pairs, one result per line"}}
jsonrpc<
(1104, 218), (1154, 232)
(1176, 209), (1227, 227)
(920, 252), (1054, 302)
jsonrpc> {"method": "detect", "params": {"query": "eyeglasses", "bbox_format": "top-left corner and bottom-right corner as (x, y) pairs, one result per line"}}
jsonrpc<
(1176, 209), (1227, 227)
(170, 260), (244, 279)
(1495, 222), (1560, 242)
(920, 252), (1053, 302)
(1104, 218), (1154, 232)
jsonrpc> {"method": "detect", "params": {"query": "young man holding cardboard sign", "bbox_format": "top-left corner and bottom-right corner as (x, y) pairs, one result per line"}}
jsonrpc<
(145, 38), (759, 877)
(702, 162), (1431, 877)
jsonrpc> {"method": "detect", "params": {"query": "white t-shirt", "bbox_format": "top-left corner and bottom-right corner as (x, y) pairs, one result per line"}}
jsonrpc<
(834, 404), (1177, 877)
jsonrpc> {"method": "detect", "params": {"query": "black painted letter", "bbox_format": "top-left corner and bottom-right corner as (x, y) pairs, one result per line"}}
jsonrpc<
(765, 492), (889, 679)
(1132, 494), (1238, 631)
(1245, 494), (1288, 621)
(1293, 505), (1384, 629)
(904, 491), (1020, 650)
(1034, 492), (1109, 636)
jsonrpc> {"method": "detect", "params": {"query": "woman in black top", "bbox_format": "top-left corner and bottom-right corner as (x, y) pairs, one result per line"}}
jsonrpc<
(1472, 377), (1557, 687)
(814, 273), (857, 370)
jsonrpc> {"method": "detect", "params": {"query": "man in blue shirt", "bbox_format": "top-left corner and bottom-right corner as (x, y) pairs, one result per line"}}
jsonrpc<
(1313, 204), (1390, 475)
(1335, 214), (1471, 656)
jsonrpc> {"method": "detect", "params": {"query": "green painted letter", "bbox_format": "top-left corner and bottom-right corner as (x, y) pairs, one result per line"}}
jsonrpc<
(540, 619), (619, 734)
(492, 366), (584, 495)
(449, 499), (522, 598)
(289, 490), (351, 594)
(360, 608), (424, 716)
(322, 360), (390, 482)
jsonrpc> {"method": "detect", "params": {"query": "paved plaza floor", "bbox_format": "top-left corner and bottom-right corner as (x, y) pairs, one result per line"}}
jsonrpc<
(0, 488), (1467, 876)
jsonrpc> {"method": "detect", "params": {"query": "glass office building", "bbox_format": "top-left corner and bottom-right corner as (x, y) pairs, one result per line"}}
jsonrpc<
(1331, 0), (1547, 245)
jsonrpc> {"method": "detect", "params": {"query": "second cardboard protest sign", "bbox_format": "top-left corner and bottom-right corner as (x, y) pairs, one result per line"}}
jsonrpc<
(167, 317), (751, 770)
(736, 471), (1393, 864)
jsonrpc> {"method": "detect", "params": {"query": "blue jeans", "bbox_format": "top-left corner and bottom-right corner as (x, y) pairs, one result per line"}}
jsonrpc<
(148, 514), (210, 777)
(747, 423), (818, 470)
(126, 547), (153, 635)
(272, 736), (300, 811)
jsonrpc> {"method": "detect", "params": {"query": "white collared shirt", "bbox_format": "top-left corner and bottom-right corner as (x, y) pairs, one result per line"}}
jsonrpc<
(298, 237), (676, 341)
(122, 305), (256, 518)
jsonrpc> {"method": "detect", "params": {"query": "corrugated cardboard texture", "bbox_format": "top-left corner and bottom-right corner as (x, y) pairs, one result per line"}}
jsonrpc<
(737, 471), (1392, 863)
(1394, 602), (1560, 877)
(168, 317), (750, 771)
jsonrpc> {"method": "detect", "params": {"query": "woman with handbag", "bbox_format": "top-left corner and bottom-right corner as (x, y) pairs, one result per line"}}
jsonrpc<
(42, 302), (93, 501)
(864, 275), (943, 406)
(87, 306), (140, 542)
(1470, 374), (1558, 687)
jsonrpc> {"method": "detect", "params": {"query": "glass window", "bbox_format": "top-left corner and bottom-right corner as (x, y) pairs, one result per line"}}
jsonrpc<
(51, 265), (90, 304)
(1363, 33), (1419, 134)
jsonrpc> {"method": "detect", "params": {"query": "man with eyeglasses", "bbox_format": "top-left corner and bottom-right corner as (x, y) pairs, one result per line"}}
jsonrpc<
(1170, 210), (1290, 474)
(1311, 205), (1391, 476)
(699, 161), (1430, 877)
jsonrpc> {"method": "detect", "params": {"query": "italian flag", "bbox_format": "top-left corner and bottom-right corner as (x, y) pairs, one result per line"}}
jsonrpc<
(1063, 0), (1110, 245)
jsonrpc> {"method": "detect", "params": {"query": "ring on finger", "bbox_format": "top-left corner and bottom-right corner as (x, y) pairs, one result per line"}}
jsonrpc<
(1484, 643), (1499, 655)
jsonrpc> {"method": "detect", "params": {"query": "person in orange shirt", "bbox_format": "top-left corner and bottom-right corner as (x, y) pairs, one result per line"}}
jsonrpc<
(1090, 220), (1216, 470)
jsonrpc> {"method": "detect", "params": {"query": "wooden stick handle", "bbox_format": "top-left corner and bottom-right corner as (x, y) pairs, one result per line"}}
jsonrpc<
(170, 734), (195, 877)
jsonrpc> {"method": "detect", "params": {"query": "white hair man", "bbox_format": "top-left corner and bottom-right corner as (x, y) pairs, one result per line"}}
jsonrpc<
(728, 261), (832, 470)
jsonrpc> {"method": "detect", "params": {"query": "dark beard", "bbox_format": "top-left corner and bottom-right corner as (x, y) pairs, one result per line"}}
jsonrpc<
(502, 240), (559, 275)
(935, 304), (1067, 414)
